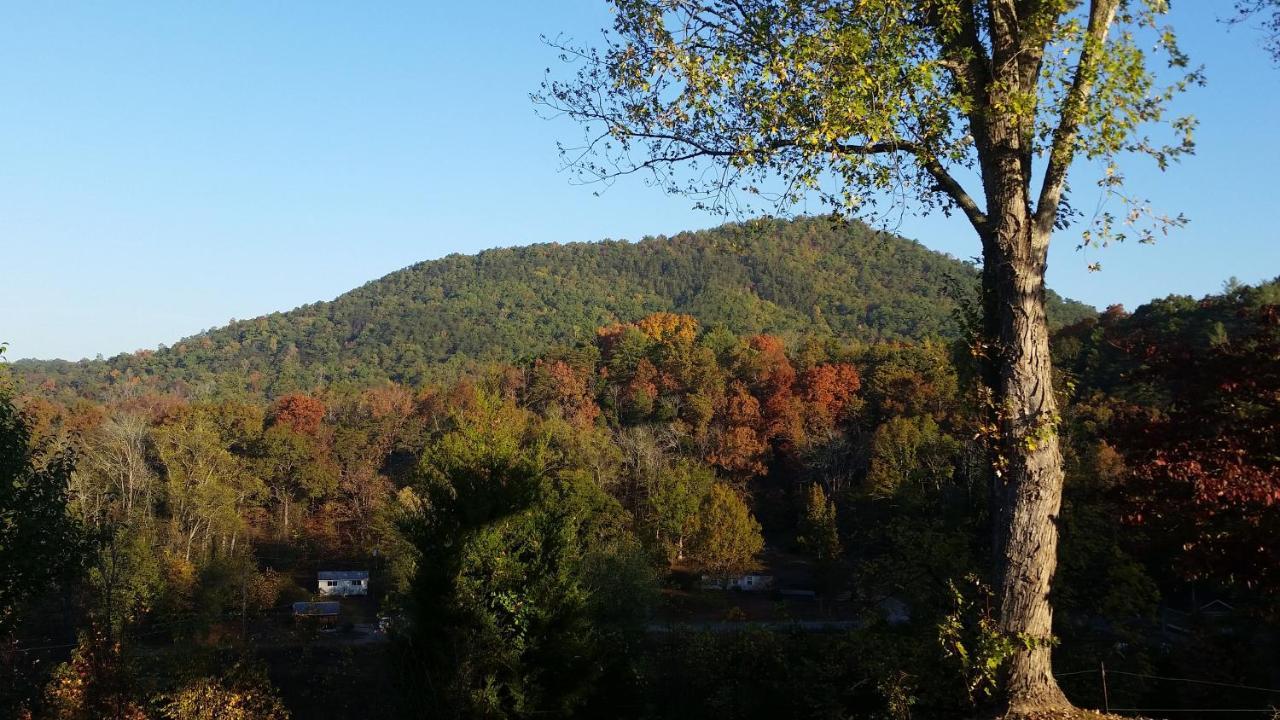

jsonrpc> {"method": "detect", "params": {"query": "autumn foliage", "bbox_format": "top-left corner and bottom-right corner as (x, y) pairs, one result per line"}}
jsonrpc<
(1120, 303), (1280, 591)
(7, 282), (1280, 717)
(268, 393), (326, 435)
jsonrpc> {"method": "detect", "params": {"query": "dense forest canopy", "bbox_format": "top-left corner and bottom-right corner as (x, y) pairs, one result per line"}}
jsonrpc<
(4, 0), (1278, 716)
(3, 273), (1277, 718)
(12, 217), (1092, 400)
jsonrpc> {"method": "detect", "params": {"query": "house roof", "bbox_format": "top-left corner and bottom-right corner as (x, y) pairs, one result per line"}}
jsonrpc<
(318, 570), (369, 581)
(292, 601), (340, 616)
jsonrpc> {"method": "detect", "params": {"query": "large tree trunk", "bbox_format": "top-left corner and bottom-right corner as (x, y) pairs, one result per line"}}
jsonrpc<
(983, 196), (1071, 712)
(969, 9), (1074, 697)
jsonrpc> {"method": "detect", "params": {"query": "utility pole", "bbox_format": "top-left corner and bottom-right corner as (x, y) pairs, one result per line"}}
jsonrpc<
(241, 561), (249, 643)
(1100, 661), (1110, 714)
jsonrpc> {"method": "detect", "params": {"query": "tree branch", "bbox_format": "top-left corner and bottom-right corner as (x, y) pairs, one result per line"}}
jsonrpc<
(924, 0), (992, 95)
(555, 95), (991, 231)
(1033, 0), (1120, 236)
(921, 156), (989, 233)
(622, 132), (991, 231)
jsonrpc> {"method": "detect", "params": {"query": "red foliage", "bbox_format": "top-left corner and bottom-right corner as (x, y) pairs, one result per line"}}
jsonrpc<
(801, 363), (862, 430)
(708, 382), (769, 477)
(270, 393), (327, 435)
(1118, 303), (1280, 591)
(747, 335), (796, 392)
(624, 359), (660, 419)
(528, 359), (601, 428)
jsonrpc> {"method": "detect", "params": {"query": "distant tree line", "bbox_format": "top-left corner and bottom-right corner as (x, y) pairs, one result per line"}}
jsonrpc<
(11, 218), (1093, 401)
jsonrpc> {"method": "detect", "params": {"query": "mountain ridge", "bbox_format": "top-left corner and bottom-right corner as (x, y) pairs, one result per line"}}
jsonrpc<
(13, 216), (1095, 397)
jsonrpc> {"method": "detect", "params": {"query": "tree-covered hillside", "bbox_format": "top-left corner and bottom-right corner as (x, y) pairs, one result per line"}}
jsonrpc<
(7, 279), (1275, 718)
(15, 217), (1093, 397)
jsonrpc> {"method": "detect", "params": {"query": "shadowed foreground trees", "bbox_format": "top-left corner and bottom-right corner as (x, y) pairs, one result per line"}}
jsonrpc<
(540, 1), (1201, 711)
(397, 394), (654, 718)
(0, 360), (86, 716)
(0, 386), (84, 639)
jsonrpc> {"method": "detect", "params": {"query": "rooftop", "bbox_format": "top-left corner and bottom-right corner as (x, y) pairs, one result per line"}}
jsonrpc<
(318, 570), (369, 581)
(292, 602), (340, 616)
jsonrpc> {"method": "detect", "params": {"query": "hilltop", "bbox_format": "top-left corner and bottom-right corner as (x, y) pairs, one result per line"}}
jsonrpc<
(13, 216), (1093, 397)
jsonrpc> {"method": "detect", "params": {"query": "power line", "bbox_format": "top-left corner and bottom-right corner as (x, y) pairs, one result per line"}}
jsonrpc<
(1057, 666), (1280, 696)
(1107, 669), (1280, 695)
(1108, 709), (1279, 714)
(1054, 669), (1100, 678)
(10, 641), (78, 654)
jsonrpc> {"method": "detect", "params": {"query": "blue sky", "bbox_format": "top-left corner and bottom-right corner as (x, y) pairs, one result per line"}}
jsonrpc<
(2, 2), (1278, 361)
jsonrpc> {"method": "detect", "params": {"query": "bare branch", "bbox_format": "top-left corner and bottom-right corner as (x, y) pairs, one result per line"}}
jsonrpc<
(582, 125), (990, 231)
(921, 156), (989, 233)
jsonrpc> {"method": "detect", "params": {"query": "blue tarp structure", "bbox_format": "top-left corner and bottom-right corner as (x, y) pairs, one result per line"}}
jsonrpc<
(292, 601), (340, 618)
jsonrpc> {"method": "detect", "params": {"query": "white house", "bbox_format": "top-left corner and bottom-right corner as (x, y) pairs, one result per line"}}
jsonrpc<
(700, 574), (775, 592)
(318, 570), (369, 596)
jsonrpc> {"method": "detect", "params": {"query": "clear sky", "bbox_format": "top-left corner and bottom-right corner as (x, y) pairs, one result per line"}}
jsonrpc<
(2, 2), (1278, 361)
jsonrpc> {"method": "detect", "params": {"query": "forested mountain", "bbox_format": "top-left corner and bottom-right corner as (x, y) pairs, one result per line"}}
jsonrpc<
(14, 217), (1093, 398)
(6, 278), (1276, 718)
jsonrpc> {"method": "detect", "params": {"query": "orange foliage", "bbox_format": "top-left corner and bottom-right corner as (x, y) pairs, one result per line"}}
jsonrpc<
(529, 359), (601, 428)
(498, 365), (527, 400)
(446, 378), (481, 416)
(708, 382), (769, 476)
(747, 334), (796, 392)
(117, 392), (187, 424)
(624, 359), (660, 418)
(361, 383), (415, 420)
(594, 322), (629, 357)
(43, 630), (149, 720)
(802, 363), (862, 430)
(270, 393), (326, 435)
(15, 396), (105, 451)
(744, 335), (807, 445)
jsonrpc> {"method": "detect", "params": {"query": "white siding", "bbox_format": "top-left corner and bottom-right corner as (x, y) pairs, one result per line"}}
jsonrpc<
(317, 578), (368, 597)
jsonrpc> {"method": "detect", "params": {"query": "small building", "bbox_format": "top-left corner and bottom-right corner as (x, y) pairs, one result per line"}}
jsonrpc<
(1198, 599), (1235, 620)
(878, 597), (911, 626)
(318, 570), (369, 596)
(1161, 599), (1237, 636)
(292, 601), (340, 626)
(701, 574), (775, 592)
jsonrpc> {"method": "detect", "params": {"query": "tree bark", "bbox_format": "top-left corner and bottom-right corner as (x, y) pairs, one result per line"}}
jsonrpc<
(964, 7), (1071, 705)
(983, 192), (1071, 712)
